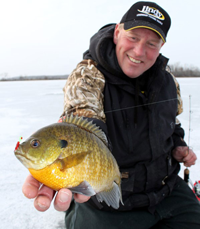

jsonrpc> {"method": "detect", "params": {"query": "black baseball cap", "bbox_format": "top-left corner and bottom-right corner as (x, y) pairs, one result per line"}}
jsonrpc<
(120, 1), (171, 42)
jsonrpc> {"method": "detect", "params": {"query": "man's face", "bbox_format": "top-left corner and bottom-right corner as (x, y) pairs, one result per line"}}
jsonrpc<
(114, 24), (164, 78)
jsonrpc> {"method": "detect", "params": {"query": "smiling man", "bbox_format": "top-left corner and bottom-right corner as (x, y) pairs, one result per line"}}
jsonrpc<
(114, 25), (164, 78)
(22, 2), (200, 229)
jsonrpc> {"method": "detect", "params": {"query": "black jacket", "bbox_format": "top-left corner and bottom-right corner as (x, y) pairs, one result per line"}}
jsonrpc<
(84, 24), (187, 212)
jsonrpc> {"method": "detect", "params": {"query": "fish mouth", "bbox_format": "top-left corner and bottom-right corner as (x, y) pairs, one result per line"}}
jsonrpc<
(14, 149), (45, 170)
(14, 150), (34, 168)
(14, 152), (30, 162)
(14, 147), (32, 161)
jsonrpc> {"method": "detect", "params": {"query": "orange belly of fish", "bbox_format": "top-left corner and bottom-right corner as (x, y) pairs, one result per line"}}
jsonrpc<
(29, 162), (80, 190)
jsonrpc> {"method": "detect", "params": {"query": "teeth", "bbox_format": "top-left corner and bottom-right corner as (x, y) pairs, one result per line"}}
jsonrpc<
(128, 55), (141, 64)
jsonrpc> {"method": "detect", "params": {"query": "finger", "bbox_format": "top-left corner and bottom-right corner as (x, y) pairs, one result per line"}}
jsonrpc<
(183, 151), (193, 162)
(54, 189), (72, 211)
(74, 193), (91, 203)
(184, 160), (196, 167)
(172, 146), (188, 162)
(184, 151), (197, 167)
(179, 147), (189, 158)
(183, 150), (197, 162)
(34, 185), (55, 212)
(184, 154), (197, 167)
(22, 174), (41, 199)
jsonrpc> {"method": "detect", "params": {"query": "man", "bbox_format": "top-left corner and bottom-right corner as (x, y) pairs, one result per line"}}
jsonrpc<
(22, 2), (200, 228)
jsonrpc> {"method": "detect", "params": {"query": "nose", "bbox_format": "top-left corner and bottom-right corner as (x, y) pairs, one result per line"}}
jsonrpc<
(133, 42), (145, 57)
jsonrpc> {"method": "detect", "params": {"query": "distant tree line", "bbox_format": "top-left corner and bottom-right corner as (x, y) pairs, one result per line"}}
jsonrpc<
(168, 63), (200, 77)
(0, 75), (68, 81)
(1, 63), (200, 81)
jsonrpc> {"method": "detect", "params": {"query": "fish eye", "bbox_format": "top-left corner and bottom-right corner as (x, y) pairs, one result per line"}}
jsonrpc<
(30, 139), (40, 148)
(60, 140), (68, 148)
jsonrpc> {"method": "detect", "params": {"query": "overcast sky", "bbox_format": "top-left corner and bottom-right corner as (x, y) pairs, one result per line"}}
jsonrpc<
(1, 0), (200, 78)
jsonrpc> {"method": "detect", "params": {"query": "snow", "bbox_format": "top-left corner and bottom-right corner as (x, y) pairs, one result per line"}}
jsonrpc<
(0, 78), (199, 229)
(0, 80), (66, 229)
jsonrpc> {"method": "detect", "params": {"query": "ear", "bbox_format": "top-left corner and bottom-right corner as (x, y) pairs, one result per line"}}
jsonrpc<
(113, 23), (120, 45)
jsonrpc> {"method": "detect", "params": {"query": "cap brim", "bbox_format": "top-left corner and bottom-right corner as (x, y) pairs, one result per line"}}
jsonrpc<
(124, 20), (166, 43)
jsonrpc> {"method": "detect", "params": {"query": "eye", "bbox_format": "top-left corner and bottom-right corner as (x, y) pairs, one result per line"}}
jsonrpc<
(30, 139), (41, 148)
(60, 140), (68, 148)
(148, 42), (159, 49)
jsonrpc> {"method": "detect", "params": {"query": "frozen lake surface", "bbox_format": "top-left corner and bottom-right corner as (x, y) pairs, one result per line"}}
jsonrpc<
(0, 78), (199, 229)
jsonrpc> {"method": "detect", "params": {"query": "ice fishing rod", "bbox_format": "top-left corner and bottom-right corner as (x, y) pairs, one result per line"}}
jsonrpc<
(184, 95), (192, 185)
(183, 95), (200, 201)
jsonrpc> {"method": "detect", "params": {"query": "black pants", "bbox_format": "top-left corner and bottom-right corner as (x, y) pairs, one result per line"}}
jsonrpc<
(65, 178), (200, 229)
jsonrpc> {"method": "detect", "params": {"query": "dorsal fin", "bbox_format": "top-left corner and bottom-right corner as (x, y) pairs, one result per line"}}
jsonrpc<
(62, 114), (108, 146)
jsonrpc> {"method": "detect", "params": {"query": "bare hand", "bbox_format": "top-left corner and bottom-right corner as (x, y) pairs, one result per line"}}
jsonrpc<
(172, 146), (197, 167)
(22, 174), (91, 212)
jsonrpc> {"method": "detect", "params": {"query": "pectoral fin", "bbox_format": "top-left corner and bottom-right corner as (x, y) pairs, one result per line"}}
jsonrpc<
(57, 151), (91, 170)
(68, 181), (96, 196)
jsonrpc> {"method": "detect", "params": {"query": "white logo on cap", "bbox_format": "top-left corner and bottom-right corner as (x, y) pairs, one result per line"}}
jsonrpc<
(138, 6), (165, 21)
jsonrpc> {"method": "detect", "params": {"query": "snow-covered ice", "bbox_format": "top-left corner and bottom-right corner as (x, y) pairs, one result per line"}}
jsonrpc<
(0, 80), (66, 229)
(0, 78), (199, 229)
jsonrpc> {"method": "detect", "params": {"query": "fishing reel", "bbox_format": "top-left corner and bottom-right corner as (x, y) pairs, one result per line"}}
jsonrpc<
(193, 181), (200, 201)
(184, 168), (200, 202)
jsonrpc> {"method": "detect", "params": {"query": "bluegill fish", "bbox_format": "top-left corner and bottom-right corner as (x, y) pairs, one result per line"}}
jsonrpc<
(14, 115), (123, 209)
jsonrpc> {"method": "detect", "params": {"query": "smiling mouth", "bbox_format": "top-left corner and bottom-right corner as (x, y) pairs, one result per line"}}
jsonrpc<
(127, 55), (142, 64)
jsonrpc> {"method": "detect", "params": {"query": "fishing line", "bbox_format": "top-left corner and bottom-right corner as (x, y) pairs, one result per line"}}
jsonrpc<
(184, 95), (200, 202)
(184, 95), (192, 186)
(104, 98), (178, 114)
(188, 95), (192, 146)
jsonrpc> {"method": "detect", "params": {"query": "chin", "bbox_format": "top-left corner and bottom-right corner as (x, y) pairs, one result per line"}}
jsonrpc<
(124, 70), (144, 79)
(121, 65), (146, 78)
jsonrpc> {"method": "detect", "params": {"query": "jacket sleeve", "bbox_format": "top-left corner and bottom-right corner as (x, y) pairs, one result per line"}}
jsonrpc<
(61, 59), (106, 122)
(169, 70), (187, 148)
